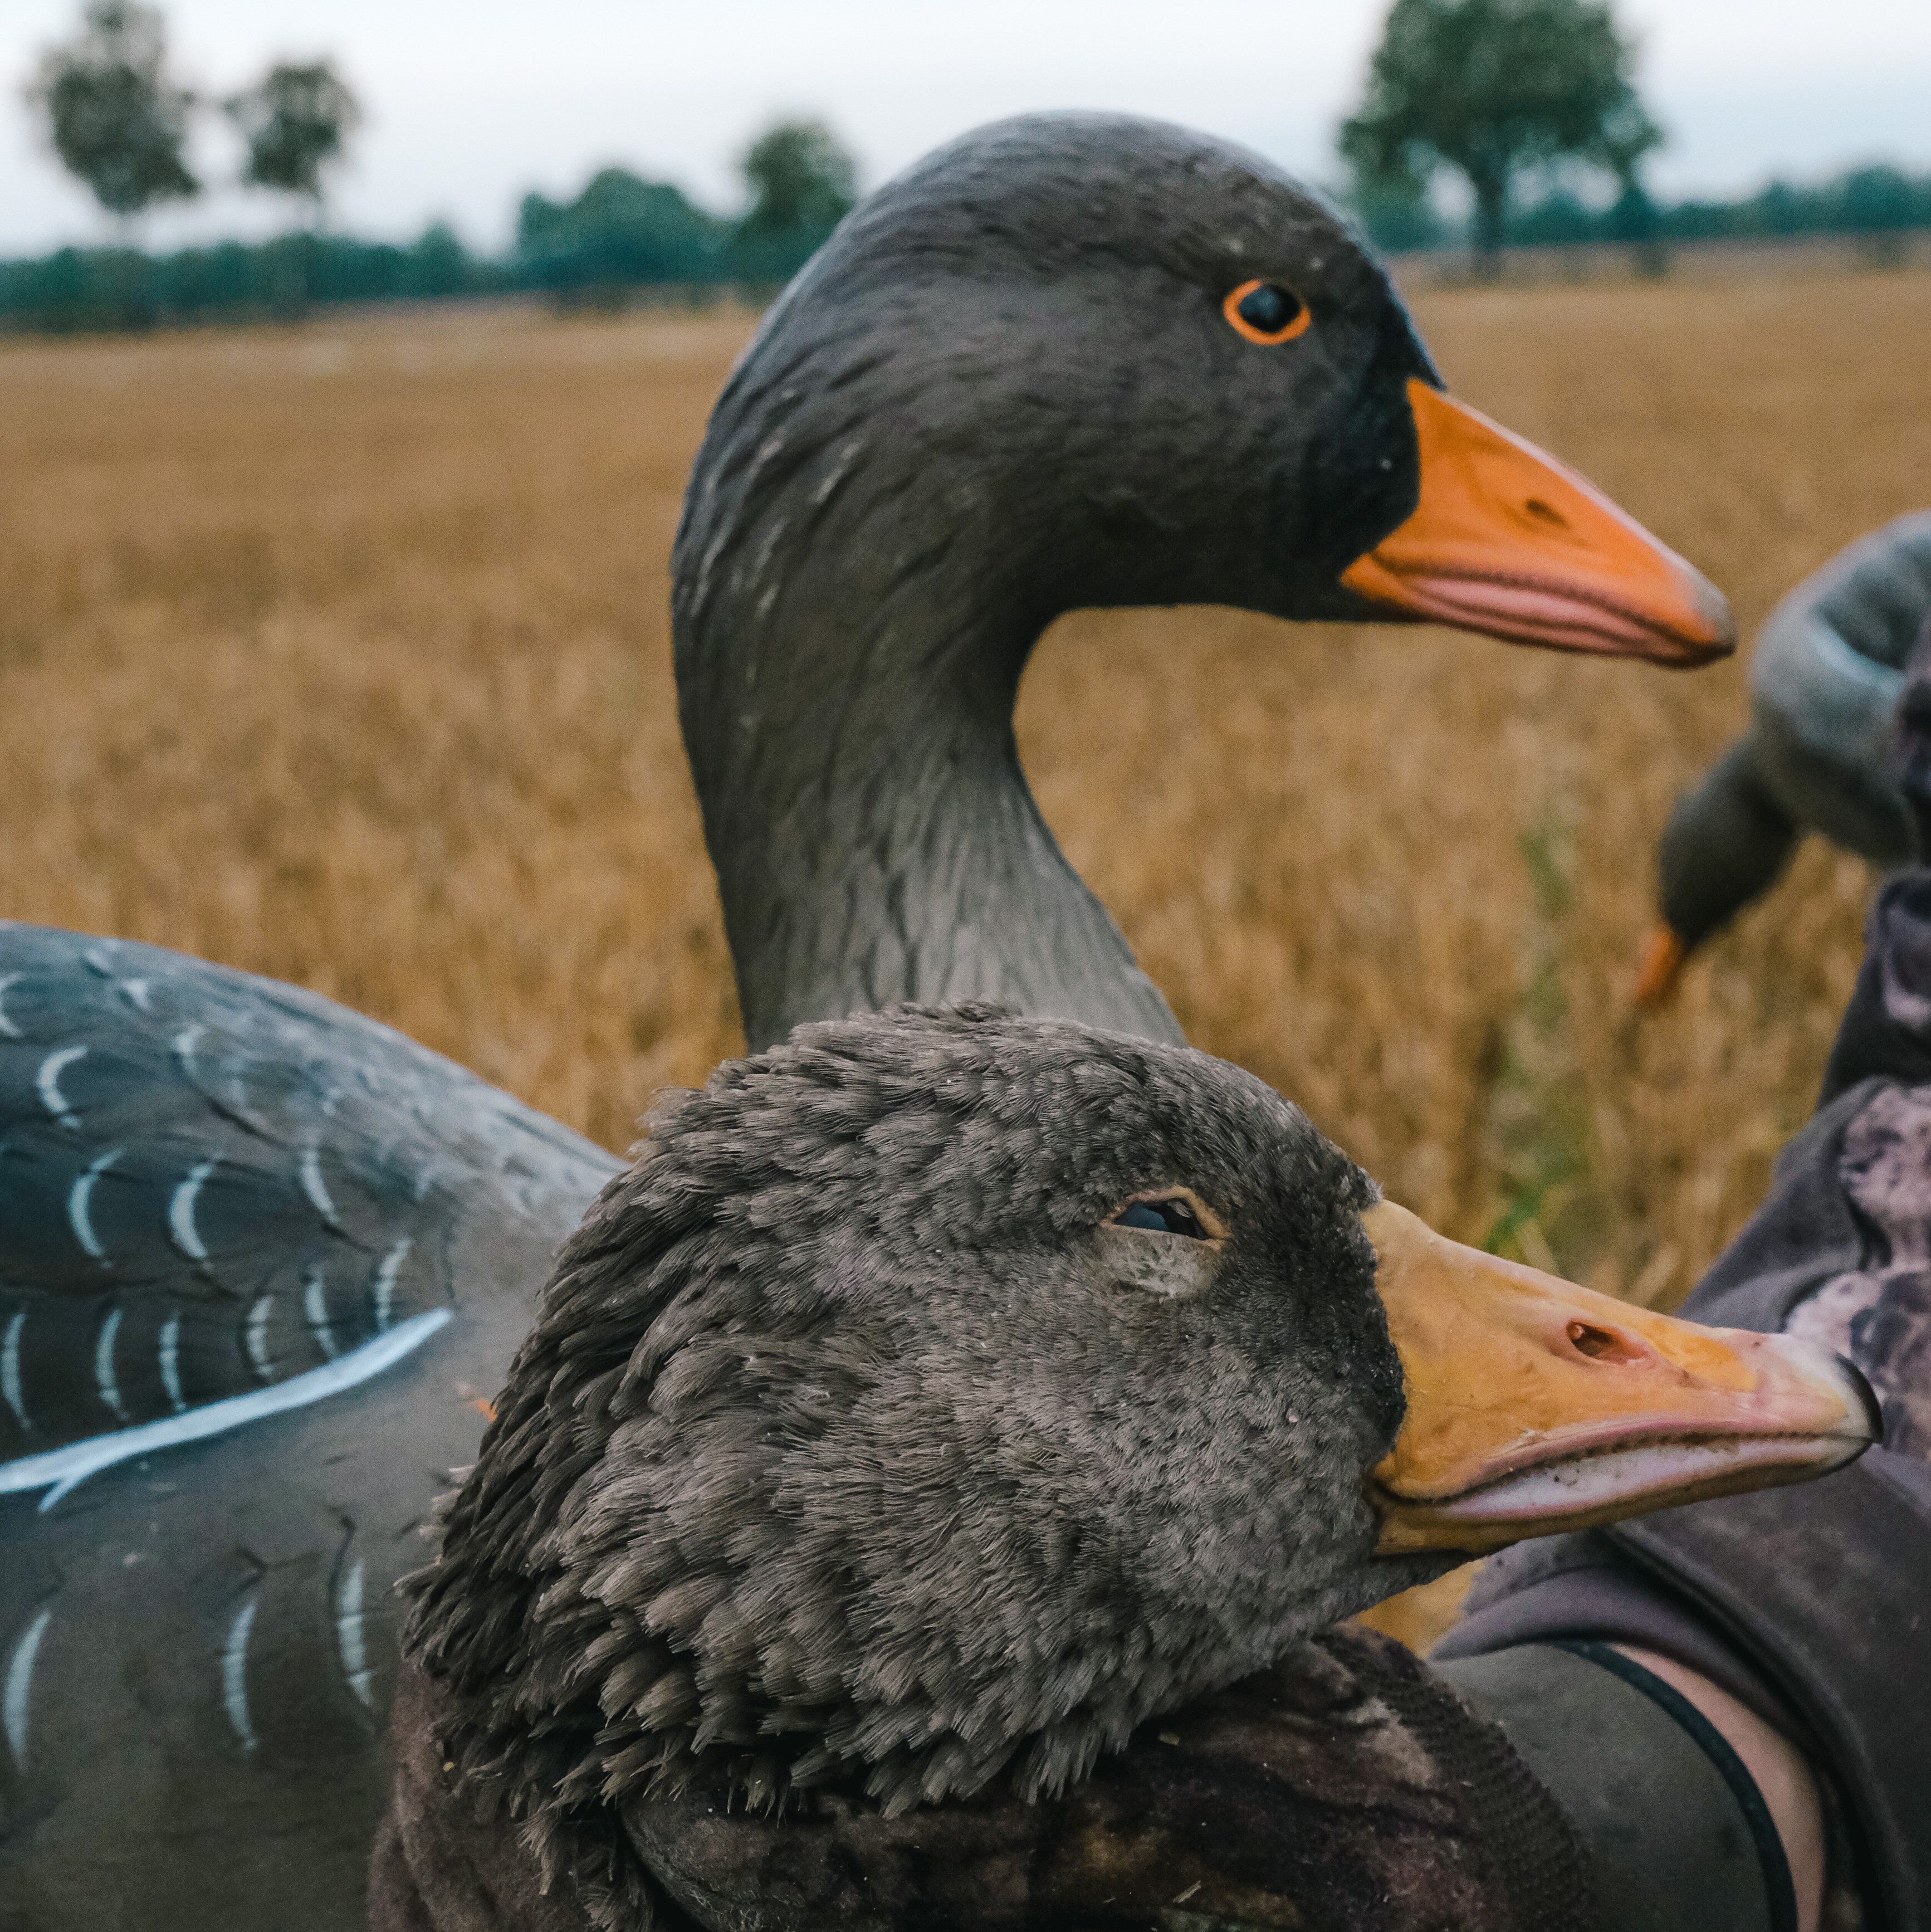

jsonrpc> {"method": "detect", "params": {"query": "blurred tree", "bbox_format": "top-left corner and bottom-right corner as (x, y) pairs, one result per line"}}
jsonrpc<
(407, 221), (473, 297)
(1340, 0), (1660, 274)
(516, 167), (720, 302)
(225, 58), (361, 315)
(739, 119), (857, 239)
(1758, 180), (1805, 237)
(1346, 169), (1446, 254)
(1837, 165), (1920, 267)
(226, 60), (361, 222)
(24, 1), (199, 239)
(1605, 174), (1665, 274)
(1836, 166), (1918, 233)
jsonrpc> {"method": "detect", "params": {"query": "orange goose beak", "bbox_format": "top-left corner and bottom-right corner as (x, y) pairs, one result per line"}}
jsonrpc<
(1342, 380), (1734, 667)
(1363, 1202), (1877, 1556)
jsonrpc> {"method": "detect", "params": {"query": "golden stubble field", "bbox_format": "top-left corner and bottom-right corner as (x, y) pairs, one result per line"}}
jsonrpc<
(1, 271), (1925, 1311)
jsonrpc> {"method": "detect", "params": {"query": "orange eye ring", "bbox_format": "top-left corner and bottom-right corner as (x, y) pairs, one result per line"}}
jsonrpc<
(1223, 278), (1311, 345)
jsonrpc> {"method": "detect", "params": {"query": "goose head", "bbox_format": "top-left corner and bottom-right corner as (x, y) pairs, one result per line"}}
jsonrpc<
(673, 113), (1734, 1052)
(409, 1008), (1868, 1845)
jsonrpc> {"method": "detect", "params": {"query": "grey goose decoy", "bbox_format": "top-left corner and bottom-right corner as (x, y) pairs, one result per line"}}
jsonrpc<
(375, 1004), (1870, 1930)
(1637, 511), (1931, 1003)
(3, 112), (1736, 1928)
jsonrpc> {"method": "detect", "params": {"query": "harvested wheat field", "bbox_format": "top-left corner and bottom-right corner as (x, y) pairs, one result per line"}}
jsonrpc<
(1, 274), (1926, 1603)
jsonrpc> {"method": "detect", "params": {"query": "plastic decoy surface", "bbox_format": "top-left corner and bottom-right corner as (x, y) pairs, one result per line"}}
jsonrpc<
(0, 921), (618, 1491)
(0, 923), (618, 1932)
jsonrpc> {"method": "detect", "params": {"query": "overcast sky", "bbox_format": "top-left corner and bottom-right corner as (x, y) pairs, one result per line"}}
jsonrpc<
(4, 0), (1930, 254)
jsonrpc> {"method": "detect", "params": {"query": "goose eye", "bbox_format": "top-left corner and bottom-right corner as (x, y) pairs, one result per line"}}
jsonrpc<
(1112, 1196), (1211, 1239)
(1224, 279), (1309, 345)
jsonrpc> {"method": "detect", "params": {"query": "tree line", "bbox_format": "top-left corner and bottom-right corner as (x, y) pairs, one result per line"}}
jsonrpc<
(7, 1), (859, 331)
(0, 127), (860, 333)
(1340, 0), (1930, 267)
(7, 0), (1926, 335)
(1351, 160), (1931, 259)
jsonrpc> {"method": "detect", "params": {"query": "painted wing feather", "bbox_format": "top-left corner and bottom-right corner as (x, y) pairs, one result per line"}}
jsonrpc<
(0, 923), (620, 1465)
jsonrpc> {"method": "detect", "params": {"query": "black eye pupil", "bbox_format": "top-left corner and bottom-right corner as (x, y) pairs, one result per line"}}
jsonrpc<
(1236, 284), (1299, 335)
(1114, 1198), (1209, 1238)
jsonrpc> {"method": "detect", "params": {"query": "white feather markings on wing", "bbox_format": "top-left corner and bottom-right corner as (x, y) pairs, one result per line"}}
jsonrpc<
(2, 1311), (26, 1432)
(35, 1045), (87, 1126)
(170, 1022), (204, 1079)
(3, 1608), (53, 1772)
(67, 1146), (123, 1261)
(168, 1159), (216, 1262)
(94, 1309), (128, 1423)
(245, 1297), (275, 1382)
(371, 1238), (412, 1333)
(223, 1593), (259, 1752)
(0, 1307), (453, 1511)
(303, 1267), (338, 1360)
(158, 1313), (184, 1414)
(0, 973), (21, 1039)
(336, 1558), (373, 1709)
(299, 1144), (341, 1228)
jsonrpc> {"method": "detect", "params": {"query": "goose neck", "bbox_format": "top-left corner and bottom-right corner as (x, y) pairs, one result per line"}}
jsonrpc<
(676, 501), (1181, 1053)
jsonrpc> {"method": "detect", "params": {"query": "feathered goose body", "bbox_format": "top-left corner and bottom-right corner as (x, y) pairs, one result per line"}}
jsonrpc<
(390, 1006), (1868, 1931)
(409, 1008), (1428, 1858)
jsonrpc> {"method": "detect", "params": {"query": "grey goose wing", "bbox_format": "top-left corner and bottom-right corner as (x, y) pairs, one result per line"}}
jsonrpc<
(0, 923), (622, 1501)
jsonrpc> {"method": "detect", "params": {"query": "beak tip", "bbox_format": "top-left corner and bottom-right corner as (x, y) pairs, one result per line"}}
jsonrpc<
(1673, 572), (1738, 663)
(1843, 1354), (1886, 1448)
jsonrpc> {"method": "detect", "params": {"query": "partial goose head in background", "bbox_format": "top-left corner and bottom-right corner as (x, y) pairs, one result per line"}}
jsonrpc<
(1636, 511), (1931, 1006)
(407, 1007), (1868, 1904)
(672, 113), (1734, 1053)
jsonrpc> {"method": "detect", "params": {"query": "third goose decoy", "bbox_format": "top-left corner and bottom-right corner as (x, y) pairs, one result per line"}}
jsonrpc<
(2, 111), (1734, 1928)
(1637, 511), (1931, 1003)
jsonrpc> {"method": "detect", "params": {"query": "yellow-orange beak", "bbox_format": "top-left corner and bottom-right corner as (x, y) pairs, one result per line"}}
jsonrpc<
(1634, 924), (1690, 1007)
(1341, 380), (1734, 666)
(1364, 1201), (1876, 1556)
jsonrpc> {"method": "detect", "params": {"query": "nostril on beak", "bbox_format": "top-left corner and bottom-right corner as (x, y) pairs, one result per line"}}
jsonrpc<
(1524, 496), (1568, 529)
(1567, 1320), (1645, 1365)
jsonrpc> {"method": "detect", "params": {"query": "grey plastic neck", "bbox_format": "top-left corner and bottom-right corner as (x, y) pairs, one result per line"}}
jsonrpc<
(673, 351), (1182, 1053)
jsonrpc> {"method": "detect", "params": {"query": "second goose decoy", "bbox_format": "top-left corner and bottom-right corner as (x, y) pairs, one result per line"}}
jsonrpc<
(3, 111), (1734, 1928)
(675, 115), (1730, 1051)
